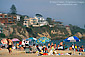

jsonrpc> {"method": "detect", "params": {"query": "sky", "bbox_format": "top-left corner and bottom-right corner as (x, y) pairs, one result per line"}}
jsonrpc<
(0, 0), (85, 28)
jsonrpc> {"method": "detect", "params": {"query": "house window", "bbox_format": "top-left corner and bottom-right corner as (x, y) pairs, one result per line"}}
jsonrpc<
(5, 15), (7, 18)
(25, 21), (27, 23)
(18, 19), (20, 21)
(0, 15), (2, 17)
(38, 20), (41, 22)
(33, 19), (36, 20)
(8, 15), (11, 17)
(24, 25), (27, 27)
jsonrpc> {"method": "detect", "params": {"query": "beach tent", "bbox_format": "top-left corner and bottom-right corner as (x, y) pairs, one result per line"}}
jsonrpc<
(36, 37), (51, 44)
(63, 36), (80, 54)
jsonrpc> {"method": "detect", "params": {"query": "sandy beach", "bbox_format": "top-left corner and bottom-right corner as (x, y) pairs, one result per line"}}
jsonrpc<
(0, 49), (85, 57)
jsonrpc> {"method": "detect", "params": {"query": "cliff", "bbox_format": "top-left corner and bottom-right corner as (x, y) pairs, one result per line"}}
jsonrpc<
(1, 24), (85, 40)
(2, 24), (29, 40)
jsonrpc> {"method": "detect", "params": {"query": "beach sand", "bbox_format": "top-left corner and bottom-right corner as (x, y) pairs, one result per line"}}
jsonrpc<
(0, 49), (85, 57)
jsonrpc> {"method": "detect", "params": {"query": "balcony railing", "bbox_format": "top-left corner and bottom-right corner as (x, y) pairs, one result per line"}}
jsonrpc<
(8, 17), (12, 18)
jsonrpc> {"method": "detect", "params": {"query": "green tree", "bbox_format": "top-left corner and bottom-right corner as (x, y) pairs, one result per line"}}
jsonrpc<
(46, 17), (53, 25)
(20, 16), (24, 25)
(10, 4), (17, 14)
(35, 14), (43, 17)
(0, 33), (5, 38)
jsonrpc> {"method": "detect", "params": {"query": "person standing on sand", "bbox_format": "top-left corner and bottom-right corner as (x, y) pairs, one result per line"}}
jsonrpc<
(54, 43), (56, 49)
(7, 39), (13, 54)
(47, 43), (50, 52)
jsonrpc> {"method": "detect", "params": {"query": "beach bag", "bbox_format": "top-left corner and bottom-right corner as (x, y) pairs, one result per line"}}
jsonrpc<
(9, 48), (12, 50)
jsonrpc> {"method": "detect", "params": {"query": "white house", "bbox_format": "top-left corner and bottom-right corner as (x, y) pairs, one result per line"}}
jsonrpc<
(16, 15), (21, 21)
(34, 16), (48, 26)
(23, 16), (30, 27)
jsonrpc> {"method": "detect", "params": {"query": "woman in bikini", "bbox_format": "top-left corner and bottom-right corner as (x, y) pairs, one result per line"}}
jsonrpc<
(7, 39), (13, 54)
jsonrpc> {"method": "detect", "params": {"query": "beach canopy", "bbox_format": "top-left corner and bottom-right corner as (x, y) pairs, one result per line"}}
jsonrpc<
(63, 36), (80, 42)
(36, 37), (51, 44)
(12, 38), (20, 41)
(26, 37), (37, 41)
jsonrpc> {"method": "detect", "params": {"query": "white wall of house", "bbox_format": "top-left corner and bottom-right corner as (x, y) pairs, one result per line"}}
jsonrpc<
(23, 20), (29, 27)
(23, 16), (49, 27)
(16, 15), (20, 21)
(34, 16), (48, 25)
(23, 16), (29, 27)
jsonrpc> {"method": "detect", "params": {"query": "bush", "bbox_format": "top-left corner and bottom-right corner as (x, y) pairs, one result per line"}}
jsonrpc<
(0, 33), (5, 38)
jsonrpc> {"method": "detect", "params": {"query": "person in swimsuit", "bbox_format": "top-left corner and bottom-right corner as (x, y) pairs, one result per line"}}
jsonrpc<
(7, 39), (13, 54)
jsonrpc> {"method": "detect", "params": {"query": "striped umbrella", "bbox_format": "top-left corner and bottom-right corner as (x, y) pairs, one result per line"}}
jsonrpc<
(63, 36), (80, 55)
(63, 36), (80, 42)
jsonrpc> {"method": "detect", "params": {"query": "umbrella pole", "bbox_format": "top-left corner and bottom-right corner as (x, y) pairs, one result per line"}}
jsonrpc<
(73, 42), (75, 55)
(32, 41), (33, 46)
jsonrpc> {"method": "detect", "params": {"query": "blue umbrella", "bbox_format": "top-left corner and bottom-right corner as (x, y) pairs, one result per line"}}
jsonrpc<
(26, 37), (37, 45)
(63, 36), (80, 42)
(26, 37), (37, 41)
(63, 36), (80, 54)
(36, 37), (51, 44)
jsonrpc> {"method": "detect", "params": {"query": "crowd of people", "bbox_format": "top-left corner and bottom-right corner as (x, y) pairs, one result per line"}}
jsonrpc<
(0, 39), (85, 55)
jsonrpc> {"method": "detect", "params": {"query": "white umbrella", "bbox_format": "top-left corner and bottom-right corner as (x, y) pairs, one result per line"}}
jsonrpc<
(63, 36), (80, 55)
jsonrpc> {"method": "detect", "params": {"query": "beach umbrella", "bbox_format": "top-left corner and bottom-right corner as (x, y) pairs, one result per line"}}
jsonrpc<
(36, 37), (51, 44)
(63, 36), (80, 54)
(1, 39), (8, 44)
(63, 36), (80, 42)
(26, 37), (37, 45)
(12, 38), (20, 41)
(26, 37), (37, 41)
